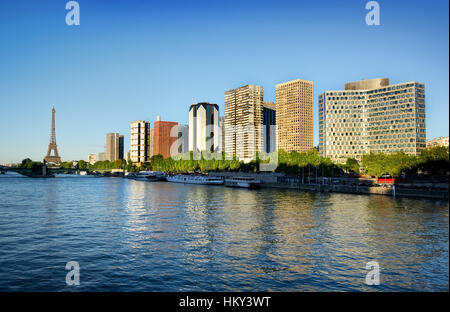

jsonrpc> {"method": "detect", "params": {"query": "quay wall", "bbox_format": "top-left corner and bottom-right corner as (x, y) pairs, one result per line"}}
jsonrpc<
(209, 172), (449, 200)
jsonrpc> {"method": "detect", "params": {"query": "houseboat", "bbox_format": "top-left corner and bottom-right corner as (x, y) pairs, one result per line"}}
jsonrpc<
(224, 176), (261, 189)
(134, 171), (165, 182)
(166, 175), (224, 185)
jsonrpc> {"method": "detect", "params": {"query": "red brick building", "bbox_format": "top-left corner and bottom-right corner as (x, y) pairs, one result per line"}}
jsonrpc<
(153, 116), (178, 158)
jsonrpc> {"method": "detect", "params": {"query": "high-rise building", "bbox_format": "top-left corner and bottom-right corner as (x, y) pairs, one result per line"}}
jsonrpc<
(220, 116), (225, 153)
(154, 116), (178, 158)
(178, 124), (189, 154)
(88, 154), (96, 165)
(263, 101), (277, 154)
(276, 78), (314, 153)
(106, 133), (124, 161)
(189, 102), (220, 153)
(149, 128), (154, 157)
(319, 78), (426, 163)
(119, 135), (124, 160)
(130, 120), (153, 163)
(426, 137), (448, 148)
(224, 84), (264, 161)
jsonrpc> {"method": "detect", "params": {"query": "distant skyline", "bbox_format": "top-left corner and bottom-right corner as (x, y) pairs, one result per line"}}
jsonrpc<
(0, 0), (448, 163)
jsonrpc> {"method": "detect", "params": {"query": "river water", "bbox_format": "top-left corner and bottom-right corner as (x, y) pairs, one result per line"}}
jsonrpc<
(0, 173), (448, 291)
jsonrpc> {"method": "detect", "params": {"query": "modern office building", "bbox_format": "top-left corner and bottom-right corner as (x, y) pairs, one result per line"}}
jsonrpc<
(154, 116), (178, 158)
(106, 133), (124, 161)
(119, 135), (124, 160)
(426, 136), (449, 148)
(319, 78), (426, 163)
(276, 78), (314, 153)
(105, 133), (116, 161)
(224, 84), (264, 161)
(178, 124), (189, 154)
(220, 116), (225, 153)
(263, 101), (277, 154)
(130, 120), (153, 163)
(188, 102), (220, 153)
(88, 154), (96, 165)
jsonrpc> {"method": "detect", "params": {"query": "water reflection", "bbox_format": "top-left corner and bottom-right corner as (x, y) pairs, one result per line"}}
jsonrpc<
(0, 175), (448, 291)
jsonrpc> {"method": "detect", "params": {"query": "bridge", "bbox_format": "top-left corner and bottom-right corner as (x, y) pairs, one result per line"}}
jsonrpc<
(0, 165), (91, 177)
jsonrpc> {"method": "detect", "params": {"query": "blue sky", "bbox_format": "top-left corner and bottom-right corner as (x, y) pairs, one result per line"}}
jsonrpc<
(0, 0), (448, 163)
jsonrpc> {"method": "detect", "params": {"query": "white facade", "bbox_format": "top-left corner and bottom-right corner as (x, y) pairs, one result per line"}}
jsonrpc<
(88, 154), (96, 165)
(189, 103), (220, 153)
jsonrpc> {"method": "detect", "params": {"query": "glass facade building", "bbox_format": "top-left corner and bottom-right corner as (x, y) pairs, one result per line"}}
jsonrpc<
(263, 102), (276, 154)
(319, 78), (426, 163)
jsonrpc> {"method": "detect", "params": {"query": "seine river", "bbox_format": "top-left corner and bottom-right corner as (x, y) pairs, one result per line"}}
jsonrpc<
(0, 173), (448, 291)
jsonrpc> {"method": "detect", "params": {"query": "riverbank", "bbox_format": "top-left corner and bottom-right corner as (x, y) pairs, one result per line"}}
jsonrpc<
(87, 169), (449, 200)
(209, 172), (449, 200)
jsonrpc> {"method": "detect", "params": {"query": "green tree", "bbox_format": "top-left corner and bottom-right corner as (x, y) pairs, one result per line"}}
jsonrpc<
(20, 158), (32, 168)
(418, 146), (449, 175)
(345, 158), (360, 175)
(78, 160), (87, 169)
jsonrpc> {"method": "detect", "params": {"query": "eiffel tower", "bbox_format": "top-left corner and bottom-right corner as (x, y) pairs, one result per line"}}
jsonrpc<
(44, 107), (62, 164)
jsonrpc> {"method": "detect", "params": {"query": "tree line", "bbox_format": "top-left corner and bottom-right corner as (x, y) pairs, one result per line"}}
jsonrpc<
(18, 146), (449, 177)
(361, 146), (449, 177)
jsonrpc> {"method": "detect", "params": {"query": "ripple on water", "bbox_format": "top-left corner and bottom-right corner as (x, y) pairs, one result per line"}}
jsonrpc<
(0, 175), (448, 291)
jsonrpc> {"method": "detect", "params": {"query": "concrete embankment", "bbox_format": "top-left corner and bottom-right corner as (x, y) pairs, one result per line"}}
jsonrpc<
(209, 172), (449, 200)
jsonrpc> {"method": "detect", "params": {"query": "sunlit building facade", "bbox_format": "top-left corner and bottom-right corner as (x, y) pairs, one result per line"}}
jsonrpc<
(220, 116), (225, 153)
(319, 78), (426, 163)
(188, 102), (219, 153)
(106, 133), (124, 161)
(276, 79), (314, 153)
(88, 154), (96, 165)
(130, 120), (153, 163)
(426, 136), (449, 148)
(224, 85), (264, 161)
(154, 116), (178, 158)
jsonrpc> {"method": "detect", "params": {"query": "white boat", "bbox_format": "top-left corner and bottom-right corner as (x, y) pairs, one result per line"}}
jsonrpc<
(224, 176), (261, 189)
(166, 175), (224, 185)
(134, 171), (160, 181)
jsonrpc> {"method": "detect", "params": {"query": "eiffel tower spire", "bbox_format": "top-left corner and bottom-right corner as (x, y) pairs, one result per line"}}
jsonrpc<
(44, 106), (62, 164)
